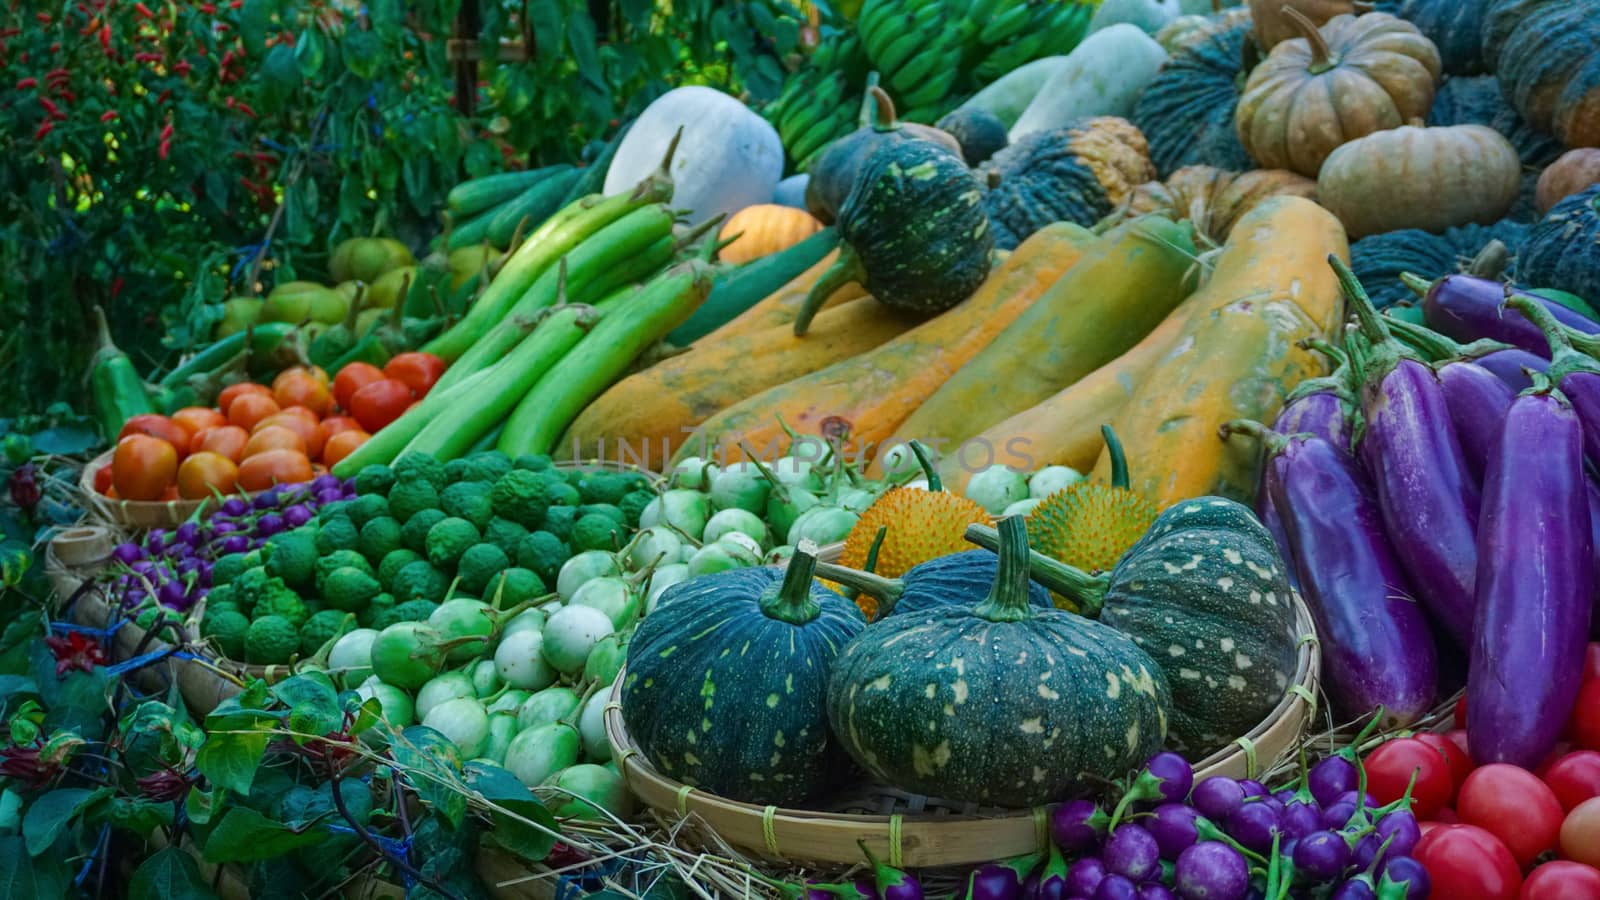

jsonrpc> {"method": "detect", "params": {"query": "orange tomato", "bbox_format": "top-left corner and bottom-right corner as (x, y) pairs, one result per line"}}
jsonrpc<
(192, 425), (250, 462)
(92, 463), (113, 495)
(243, 425), (307, 458)
(318, 415), (362, 444)
(273, 371), (333, 417)
(111, 435), (178, 501)
(176, 451), (239, 499)
(384, 352), (447, 398)
(170, 407), (226, 443)
(217, 382), (272, 416)
(272, 364), (329, 392)
(227, 392), (280, 432)
(333, 362), (385, 411)
(118, 415), (190, 459)
(349, 379), (413, 433)
(321, 429), (370, 466)
(237, 449), (314, 491)
(255, 413), (323, 460)
(277, 405), (321, 425)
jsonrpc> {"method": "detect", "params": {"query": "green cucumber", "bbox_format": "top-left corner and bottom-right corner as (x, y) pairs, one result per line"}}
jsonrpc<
(446, 207), (499, 252)
(486, 166), (581, 250)
(447, 168), (555, 217)
(666, 227), (839, 345)
(559, 120), (634, 208)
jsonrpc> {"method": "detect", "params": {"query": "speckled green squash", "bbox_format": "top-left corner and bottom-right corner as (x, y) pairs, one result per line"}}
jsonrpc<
(813, 549), (1056, 618)
(826, 517), (1172, 808)
(1350, 220), (1528, 309)
(1518, 185), (1600, 304)
(1481, 0), (1600, 149)
(973, 497), (1300, 757)
(620, 550), (866, 806)
(1427, 75), (1562, 222)
(1372, 0), (1490, 75)
(1132, 18), (1257, 177)
(936, 108), (1010, 167)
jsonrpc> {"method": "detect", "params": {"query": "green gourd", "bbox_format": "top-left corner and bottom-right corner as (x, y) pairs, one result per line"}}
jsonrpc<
(1481, 0), (1600, 149)
(826, 516), (1172, 807)
(1518, 185), (1600, 305)
(1131, 17), (1257, 177)
(620, 548), (866, 806)
(1371, 0), (1491, 75)
(967, 497), (1300, 757)
(813, 548), (1055, 619)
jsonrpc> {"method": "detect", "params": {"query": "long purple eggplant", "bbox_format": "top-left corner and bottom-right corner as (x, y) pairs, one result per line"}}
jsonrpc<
(1408, 271), (1600, 357)
(1504, 294), (1600, 465)
(1223, 421), (1437, 727)
(1385, 314), (1549, 392)
(1468, 377), (1594, 768)
(1435, 363), (1514, 485)
(1337, 257), (1481, 649)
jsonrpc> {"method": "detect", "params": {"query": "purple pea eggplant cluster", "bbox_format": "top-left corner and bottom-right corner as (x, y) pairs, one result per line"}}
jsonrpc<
(1225, 258), (1600, 772)
(105, 474), (355, 615)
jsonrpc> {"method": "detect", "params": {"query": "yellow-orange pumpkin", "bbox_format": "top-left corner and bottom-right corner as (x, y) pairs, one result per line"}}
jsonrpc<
(717, 204), (825, 265)
(1537, 149), (1600, 215)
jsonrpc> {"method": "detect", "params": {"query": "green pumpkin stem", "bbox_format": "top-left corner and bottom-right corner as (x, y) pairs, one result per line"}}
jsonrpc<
(971, 516), (1041, 623)
(794, 244), (864, 336)
(965, 522), (1110, 616)
(907, 440), (943, 491)
(1503, 292), (1600, 384)
(1102, 425), (1130, 491)
(867, 85), (901, 134)
(761, 545), (823, 625)
(813, 561), (902, 620)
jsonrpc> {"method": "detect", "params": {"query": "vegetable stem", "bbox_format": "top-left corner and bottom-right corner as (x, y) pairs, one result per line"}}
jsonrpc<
(972, 516), (1036, 623)
(761, 545), (823, 625)
(964, 522), (1111, 616)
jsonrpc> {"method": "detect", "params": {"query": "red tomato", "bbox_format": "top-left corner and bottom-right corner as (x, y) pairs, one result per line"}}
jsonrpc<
(92, 463), (113, 495)
(1433, 806), (1459, 824)
(226, 392), (280, 432)
(111, 435), (178, 501)
(1458, 764), (1565, 867)
(1584, 644), (1600, 684)
(1366, 737), (1457, 819)
(191, 425), (249, 463)
(318, 415), (362, 444)
(176, 452), (238, 500)
(236, 449), (313, 491)
(1418, 733), (1474, 798)
(1520, 862), (1600, 900)
(1563, 798), (1600, 868)
(1446, 729), (1472, 763)
(383, 352), (446, 397)
(332, 362), (385, 411)
(170, 407), (226, 443)
(321, 429), (369, 466)
(118, 414), (189, 460)
(217, 382), (272, 416)
(1574, 681), (1600, 752)
(348, 379), (412, 433)
(1538, 743), (1575, 779)
(1415, 824), (1523, 900)
(1545, 751), (1600, 812)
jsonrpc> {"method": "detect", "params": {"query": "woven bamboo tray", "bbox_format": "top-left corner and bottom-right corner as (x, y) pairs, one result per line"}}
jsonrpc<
(604, 593), (1320, 867)
(79, 448), (243, 529)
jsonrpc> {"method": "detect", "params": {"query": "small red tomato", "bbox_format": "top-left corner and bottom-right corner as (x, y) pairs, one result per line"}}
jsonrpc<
(1519, 861), (1600, 900)
(1433, 806), (1459, 824)
(332, 362), (385, 411)
(1548, 751), (1600, 812)
(1414, 824), (1523, 900)
(1583, 643), (1600, 684)
(1574, 680), (1600, 752)
(348, 379), (412, 433)
(1366, 737), (1457, 820)
(1458, 764), (1565, 867)
(383, 352), (446, 398)
(1537, 743), (1574, 779)
(1446, 728), (1472, 762)
(1563, 798), (1600, 868)
(118, 414), (190, 460)
(1417, 733), (1474, 798)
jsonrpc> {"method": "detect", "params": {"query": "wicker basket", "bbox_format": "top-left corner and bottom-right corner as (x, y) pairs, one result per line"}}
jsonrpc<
(604, 593), (1321, 867)
(78, 449), (243, 529)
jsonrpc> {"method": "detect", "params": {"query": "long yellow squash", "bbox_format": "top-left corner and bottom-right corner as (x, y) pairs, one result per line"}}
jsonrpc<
(704, 250), (869, 340)
(1092, 196), (1349, 505)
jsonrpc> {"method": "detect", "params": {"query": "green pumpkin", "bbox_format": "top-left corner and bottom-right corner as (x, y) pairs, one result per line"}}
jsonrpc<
(813, 548), (1056, 619)
(620, 549), (866, 806)
(978, 117), (1156, 250)
(1482, 0), (1600, 149)
(826, 517), (1173, 808)
(794, 138), (993, 335)
(936, 107), (1010, 167)
(1350, 220), (1528, 309)
(805, 85), (965, 226)
(970, 497), (1300, 757)
(1131, 17), (1258, 178)
(1372, 0), (1490, 75)
(1518, 185), (1600, 305)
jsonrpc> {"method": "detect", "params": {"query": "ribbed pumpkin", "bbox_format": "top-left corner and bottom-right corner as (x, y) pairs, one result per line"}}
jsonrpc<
(1124, 165), (1317, 245)
(1427, 74), (1563, 222)
(1537, 150), (1600, 216)
(1370, 0), (1489, 75)
(971, 497), (1302, 756)
(826, 516), (1173, 807)
(935, 107), (1009, 166)
(1156, 6), (1252, 52)
(1317, 125), (1521, 239)
(1518, 185), (1600, 303)
(1481, 0), (1600, 148)
(619, 548), (866, 806)
(1132, 17), (1259, 177)
(1235, 11), (1442, 177)
(813, 548), (1055, 619)
(979, 117), (1156, 250)
(794, 139), (993, 335)
(805, 86), (965, 225)
(1248, 0), (1358, 48)
(1349, 220), (1528, 308)
(717, 205), (824, 265)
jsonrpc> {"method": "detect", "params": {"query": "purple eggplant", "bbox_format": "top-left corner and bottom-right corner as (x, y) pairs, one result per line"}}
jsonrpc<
(1503, 293), (1600, 464)
(858, 841), (921, 900)
(1471, 349), (1549, 392)
(1435, 363), (1514, 484)
(1468, 377), (1595, 768)
(1409, 270), (1600, 355)
(1338, 258), (1481, 649)
(1223, 421), (1436, 724)
(1386, 314), (1547, 391)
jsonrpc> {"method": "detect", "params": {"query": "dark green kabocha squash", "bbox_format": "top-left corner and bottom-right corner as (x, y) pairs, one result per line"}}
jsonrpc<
(978, 117), (1156, 251)
(1131, 17), (1258, 178)
(971, 497), (1301, 757)
(805, 84), (964, 226)
(620, 548), (866, 806)
(1350, 220), (1528, 309)
(1518, 185), (1600, 304)
(826, 517), (1173, 808)
(1481, 0), (1600, 149)
(1371, 0), (1490, 75)
(1427, 75), (1561, 222)
(794, 138), (993, 335)
(936, 107), (1009, 166)
(812, 548), (1055, 619)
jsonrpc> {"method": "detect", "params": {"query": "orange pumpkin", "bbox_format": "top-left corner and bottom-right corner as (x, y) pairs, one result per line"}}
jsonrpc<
(717, 205), (824, 265)
(1249, 0), (1362, 48)
(1537, 149), (1600, 214)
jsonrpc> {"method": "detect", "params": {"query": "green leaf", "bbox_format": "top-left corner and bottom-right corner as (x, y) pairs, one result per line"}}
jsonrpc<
(390, 726), (468, 828)
(0, 677), (36, 704)
(185, 786), (216, 827)
(295, 28), (326, 77)
(195, 727), (271, 797)
(464, 763), (559, 862)
(27, 425), (97, 456)
(22, 787), (110, 856)
(108, 797), (176, 838)
(0, 836), (68, 898)
(343, 29), (382, 79)
(200, 807), (331, 864)
(0, 543), (31, 590)
(272, 673), (341, 743)
(129, 846), (217, 900)
(238, 0), (276, 53)
(259, 45), (301, 113)
(566, 9), (606, 92)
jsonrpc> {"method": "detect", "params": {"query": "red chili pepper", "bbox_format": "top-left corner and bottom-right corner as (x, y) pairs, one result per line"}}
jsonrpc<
(36, 12), (51, 24)
(158, 138), (169, 160)
(98, 25), (110, 53)
(46, 67), (68, 80)
(253, 151), (275, 164)
(223, 95), (234, 108)
(199, 2), (215, 11)
(100, 110), (117, 121)
(0, 29), (20, 38)
(171, 60), (189, 75)
(279, 30), (295, 47)
(134, 3), (154, 18)
(234, 101), (256, 119)
(16, 77), (36, 89)
(34, 121), (52, 140)
(156, 88), (170, 103)
(110, 278), (123, 299)
(58, 89), (75, 103)
(38, 97), (61, 117)
(159, 122), (173, 140)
